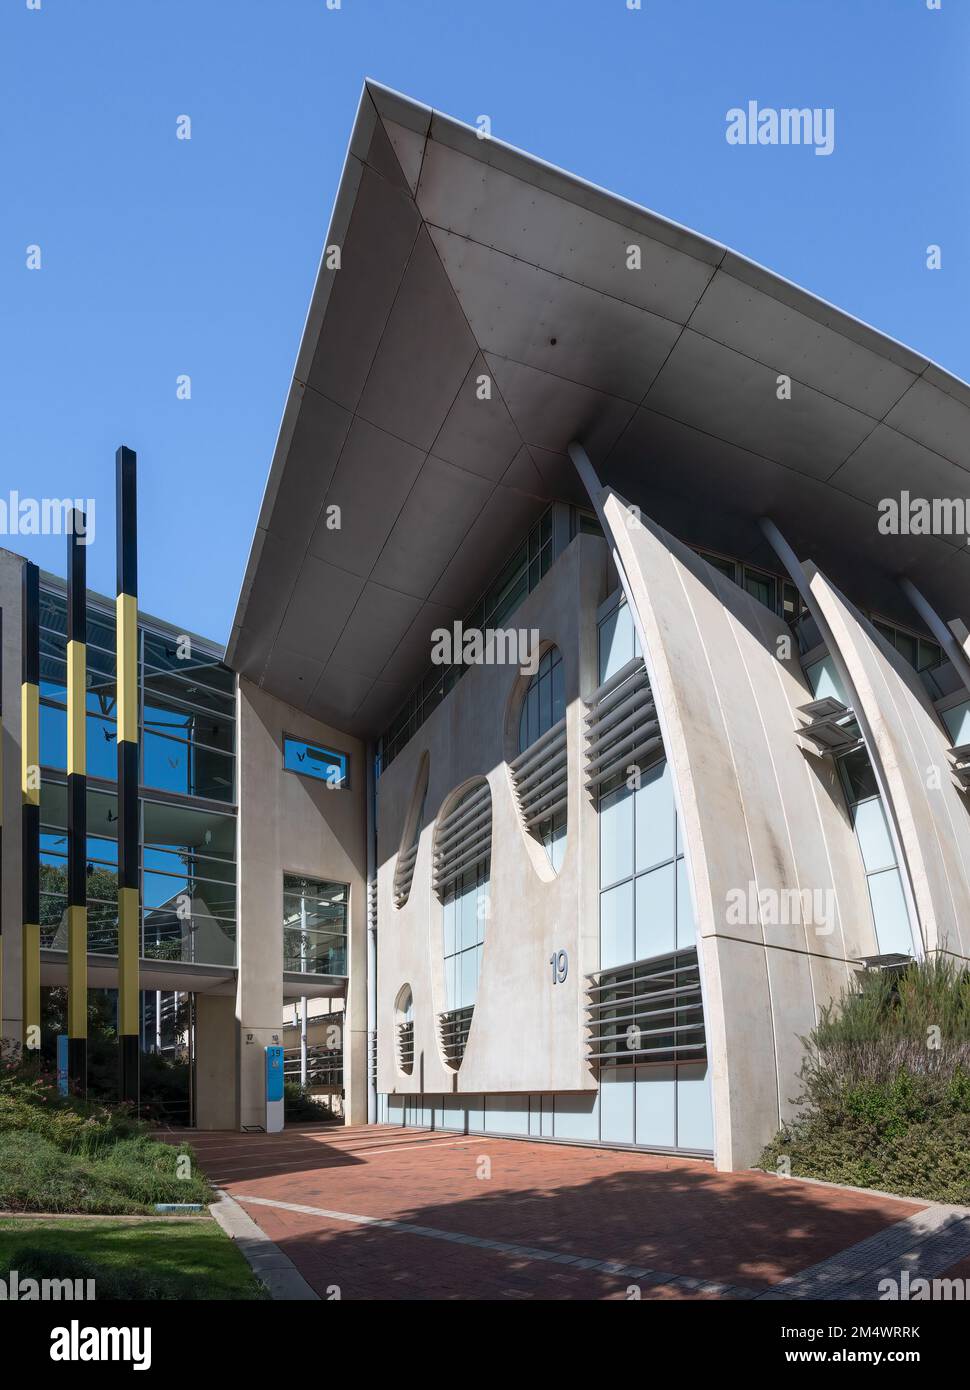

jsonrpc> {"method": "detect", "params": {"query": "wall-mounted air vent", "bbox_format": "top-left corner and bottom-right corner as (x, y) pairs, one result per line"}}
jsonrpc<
(438, 1004), (474, 1068)
(586, 948), (706, 1066)
(393, 752), (429, 908)
(510, 717), (567, 832)
(795, 696), (861, 756)
(585, 656), (659, 790)
(432, 781), (491, 899)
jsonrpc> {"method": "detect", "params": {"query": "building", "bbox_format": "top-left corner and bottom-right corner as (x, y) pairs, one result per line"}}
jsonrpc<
(3, 82), (970, 1169)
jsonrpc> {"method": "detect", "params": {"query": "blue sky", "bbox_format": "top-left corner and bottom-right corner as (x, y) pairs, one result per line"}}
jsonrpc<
(2, 0), (966, 643)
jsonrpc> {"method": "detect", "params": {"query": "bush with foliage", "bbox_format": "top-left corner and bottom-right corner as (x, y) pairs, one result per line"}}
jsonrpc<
(284, 1081), (336, 1122)
(0, 1059), (211, 1214)
(760, 957), (970, 1204)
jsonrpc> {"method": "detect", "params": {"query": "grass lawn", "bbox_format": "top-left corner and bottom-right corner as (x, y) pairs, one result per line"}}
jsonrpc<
(0, 1218), (268, 1300)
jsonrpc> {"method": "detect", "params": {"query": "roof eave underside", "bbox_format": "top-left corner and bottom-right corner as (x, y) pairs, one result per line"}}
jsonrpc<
(228, 80), (970, 737)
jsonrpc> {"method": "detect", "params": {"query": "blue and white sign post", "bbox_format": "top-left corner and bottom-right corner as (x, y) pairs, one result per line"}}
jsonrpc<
(265, 1044), (284, 1133)
(56, 1034), (69, 1096)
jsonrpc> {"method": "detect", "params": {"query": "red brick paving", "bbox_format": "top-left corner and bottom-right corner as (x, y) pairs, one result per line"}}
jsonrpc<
(178, 1124), (924, 1300)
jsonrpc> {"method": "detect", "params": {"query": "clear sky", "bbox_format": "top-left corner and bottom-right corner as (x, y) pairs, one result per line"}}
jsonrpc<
(2, 0), (966, 644)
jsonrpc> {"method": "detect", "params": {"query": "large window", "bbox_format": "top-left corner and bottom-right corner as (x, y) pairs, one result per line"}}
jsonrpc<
(283, 735), (349, 788)
(141, 800), (236, 965)
(596, 596), (694, 967)
(599, 760), (694, 969)
(836, 748), (914, 958)
(142, 631), (235, 802)
(283, 875), (348, 976)
(442, 862), (487, 1012)
(37, 785), (236, 966)
(516, 646), (567, 871)
(435, 782), (491, 1021)
(593, 594), (711, 1152)
(39, 589), (119, 781)
(40, 784), (119, 954)
(39, 586), (236, 803)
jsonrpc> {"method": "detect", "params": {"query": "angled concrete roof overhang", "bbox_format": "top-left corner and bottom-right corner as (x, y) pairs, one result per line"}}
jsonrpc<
(229, 80), (970, 735)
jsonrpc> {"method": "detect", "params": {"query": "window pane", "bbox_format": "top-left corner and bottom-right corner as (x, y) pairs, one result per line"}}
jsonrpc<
(743, 570), (774, 610)
(676, 857), (696, 948)
(852, 797), (896, 873)
(459, 946), (479, 1010)
(282, 874), (348, 976)
(552, 656), (565, 725)
(635, 760), (675, 872)
(805, 655), (848, 705)
(867, 869), (913, 957)
(142, 632), (234, 694)
(283, 736), (348, 788)
(598, 603), (636, 684)
(840, 749), (878, 804)
(144, 691), (234, 754)
(944, 700), (970, 746)
(143, 798), (235, 858)
(635, 863), (675, 959)
(600, 784), (634, 888)
(143, 730), (234, 801)
(635, 1065), (676, 1147)
(677, 1064), (714, 1150)
(601, 880), (634, 971)
(894, 631), (917, 669)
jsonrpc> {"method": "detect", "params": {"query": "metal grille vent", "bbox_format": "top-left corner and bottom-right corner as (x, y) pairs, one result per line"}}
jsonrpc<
(397, 1021), (414, 1074)
(586, 948), (706, 1065)
(393, 842), (418, 908)
(585, 657), (659, 790)
(438, 1004), (474, 1068)
(510, 716), (567, 835)
(432, 781), (491, 898)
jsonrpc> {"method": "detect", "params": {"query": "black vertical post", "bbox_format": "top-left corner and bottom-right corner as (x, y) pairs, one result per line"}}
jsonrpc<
(116, 447), (140, 1107)
(67, 514), (88, 1096)
(0, 607), (4, 1032)
(21, 564), (41, 1052)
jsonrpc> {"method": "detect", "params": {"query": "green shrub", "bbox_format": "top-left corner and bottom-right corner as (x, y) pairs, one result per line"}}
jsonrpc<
(0, 1064), (210, 1213)
(284, 1080), (335, 1122)
(760, 958), (970, 1203)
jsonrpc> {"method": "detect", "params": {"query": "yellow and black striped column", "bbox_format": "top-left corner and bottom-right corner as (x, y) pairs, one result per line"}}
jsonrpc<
(0, 607), (4, 1032)
(21, 563), (41, 1053)
(67, 515), (88, 1095)
(116, 446), (140, 1107)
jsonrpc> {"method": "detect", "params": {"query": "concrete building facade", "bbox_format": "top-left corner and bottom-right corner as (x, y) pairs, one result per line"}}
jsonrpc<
(3, 83), (969, 1169)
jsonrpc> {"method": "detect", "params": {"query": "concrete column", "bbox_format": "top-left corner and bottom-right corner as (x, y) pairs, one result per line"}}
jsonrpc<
(343, 868), (368, 1124)
(235, 676), (366, 1131)
(0, 549), (24, 1045)
(195, 993), (238, 1130)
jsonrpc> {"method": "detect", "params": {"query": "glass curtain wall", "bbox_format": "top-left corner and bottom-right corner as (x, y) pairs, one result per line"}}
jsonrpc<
(38, 584), (237, 967)
(282, 875), (349, 976)
(517, 646), (567, 871)
(596, 594), (712, 1152)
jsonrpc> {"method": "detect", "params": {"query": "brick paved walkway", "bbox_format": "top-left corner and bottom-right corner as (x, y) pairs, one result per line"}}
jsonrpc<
(177, 1124), (966, 1300)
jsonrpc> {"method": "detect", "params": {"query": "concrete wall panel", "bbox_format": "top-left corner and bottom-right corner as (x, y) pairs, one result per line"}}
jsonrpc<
(602, 493), (874, 1168)
(376, 535), (608, 1098)
(237, 680), (367, 1127)
(808, 566), (970, 962)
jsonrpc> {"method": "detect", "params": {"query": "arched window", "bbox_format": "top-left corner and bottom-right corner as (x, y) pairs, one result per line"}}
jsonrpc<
(511, 646), (567, 870)
(396, 986), (414, 1075)
(433, 780), (491, 1066)
(393, 753), (429, 908)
